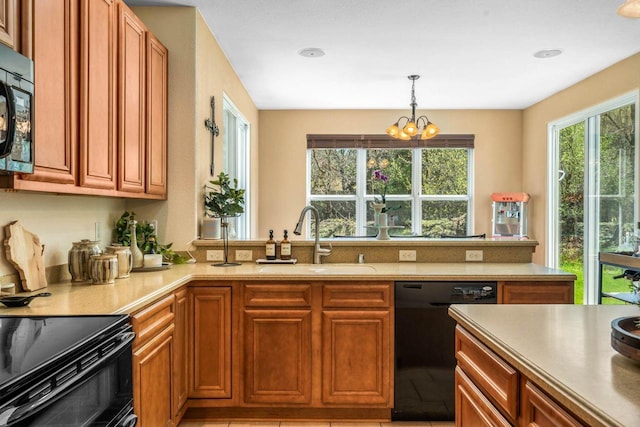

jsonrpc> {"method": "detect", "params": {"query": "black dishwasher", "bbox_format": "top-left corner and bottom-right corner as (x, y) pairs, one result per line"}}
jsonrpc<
(393, 281), (497, 421)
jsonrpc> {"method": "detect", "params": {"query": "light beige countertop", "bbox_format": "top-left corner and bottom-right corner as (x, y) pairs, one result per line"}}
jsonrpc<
(449, 304), (640, 427)
(0, 262), (574, 316)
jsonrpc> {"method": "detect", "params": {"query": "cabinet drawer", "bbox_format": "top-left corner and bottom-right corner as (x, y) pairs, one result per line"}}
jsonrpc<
(132, 293), (175, 348)
(522, 380), (584, 426)
(500, 281), (573, 304)
(455, 326), (518, 421)
(455, 367), (511, 427)
(244, 283), (312, 307)
(322, 282), (391, 308)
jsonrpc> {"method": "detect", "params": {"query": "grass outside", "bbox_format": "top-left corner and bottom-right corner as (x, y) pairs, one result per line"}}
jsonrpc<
(561, 260), (635, 305)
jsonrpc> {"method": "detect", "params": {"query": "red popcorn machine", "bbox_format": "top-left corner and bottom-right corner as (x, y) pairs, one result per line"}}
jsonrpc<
(491, 192), (530, 237)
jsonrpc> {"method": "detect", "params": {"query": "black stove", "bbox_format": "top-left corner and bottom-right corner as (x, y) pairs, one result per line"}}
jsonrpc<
(0, 315), (135, 426)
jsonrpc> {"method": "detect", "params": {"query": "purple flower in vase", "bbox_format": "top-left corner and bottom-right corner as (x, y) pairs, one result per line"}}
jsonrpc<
(372, 169), (389, 206)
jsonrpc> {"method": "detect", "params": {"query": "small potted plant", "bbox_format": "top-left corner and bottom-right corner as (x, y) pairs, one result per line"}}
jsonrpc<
(204, 172), (245, 220)
(203, 172), (245, 266)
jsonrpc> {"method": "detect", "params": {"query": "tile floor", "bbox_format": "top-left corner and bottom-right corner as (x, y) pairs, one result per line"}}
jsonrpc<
(179, 421), (455, 427)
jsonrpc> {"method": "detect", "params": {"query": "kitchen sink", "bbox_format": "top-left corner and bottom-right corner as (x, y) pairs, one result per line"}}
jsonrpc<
(258, 264), (376, 274)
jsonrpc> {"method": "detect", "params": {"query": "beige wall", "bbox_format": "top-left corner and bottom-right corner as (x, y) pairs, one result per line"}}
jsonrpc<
(522, 53), (640, 264)
(258, 109), (522, 239)
(130, 7), (259, 248)
(128, 7), (197, 251)
(193, 12), (260, 238)
(0, 193), (124, 275)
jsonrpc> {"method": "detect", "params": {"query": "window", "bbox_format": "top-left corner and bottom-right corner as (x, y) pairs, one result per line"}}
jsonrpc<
(223, 95), (250, 239)
(306, 134), (474, 238)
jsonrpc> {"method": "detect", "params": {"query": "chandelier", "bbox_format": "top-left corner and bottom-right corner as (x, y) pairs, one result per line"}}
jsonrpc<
(386, 75), (439, 140)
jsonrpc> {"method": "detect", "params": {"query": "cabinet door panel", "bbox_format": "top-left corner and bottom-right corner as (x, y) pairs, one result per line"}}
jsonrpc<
(0, 0), (17, 49)
(146, 32), (167, 196)
(190, 287), (232, 398)
(133, 324), (175, 427)
(321, 310), (391, 405)
(244, 309), (312, 404)
(118, 2), (145, 193)
(173, 289), (188, 420)
(21, 0), (77, 184)
(79, 0), (116, 189)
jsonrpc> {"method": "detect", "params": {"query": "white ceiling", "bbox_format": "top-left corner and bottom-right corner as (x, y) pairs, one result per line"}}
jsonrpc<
(125, 0), (640, 110)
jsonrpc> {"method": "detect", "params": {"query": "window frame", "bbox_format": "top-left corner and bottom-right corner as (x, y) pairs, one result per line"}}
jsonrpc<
(222, 94), (250, 239)
(305, 134), (475, 238)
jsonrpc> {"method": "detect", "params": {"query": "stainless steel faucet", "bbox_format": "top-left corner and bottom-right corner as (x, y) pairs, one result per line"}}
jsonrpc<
(293, 205), (332, 264)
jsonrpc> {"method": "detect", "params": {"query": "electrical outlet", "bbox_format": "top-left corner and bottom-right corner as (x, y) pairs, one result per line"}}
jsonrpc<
(235, 250), (253, 261)
(206, 250), (224, 261)
(399, 250), (417, 262)
(466, 250), (483, 262)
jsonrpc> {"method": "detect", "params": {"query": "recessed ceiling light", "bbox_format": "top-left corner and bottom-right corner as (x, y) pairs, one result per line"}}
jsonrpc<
(533, 49), (563, 59)
(298, 48), (325, 58)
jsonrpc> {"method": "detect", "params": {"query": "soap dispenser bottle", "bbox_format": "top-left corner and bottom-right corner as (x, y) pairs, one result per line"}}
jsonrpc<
(266, 229), (276, 260)
(280, 230), (291, 260)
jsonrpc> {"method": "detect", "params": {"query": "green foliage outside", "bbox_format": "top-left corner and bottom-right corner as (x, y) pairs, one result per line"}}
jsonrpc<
(310, 147), (470, 237)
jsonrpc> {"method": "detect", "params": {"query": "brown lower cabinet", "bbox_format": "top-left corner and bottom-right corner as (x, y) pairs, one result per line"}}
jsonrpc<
(186, 280), (393, 418)
(173, 288), (189, 420)
(131, 293), (178, 427)
(455, 325), (585, 426)
(129, 279), (573, 423)
(189, 285), (232, 399)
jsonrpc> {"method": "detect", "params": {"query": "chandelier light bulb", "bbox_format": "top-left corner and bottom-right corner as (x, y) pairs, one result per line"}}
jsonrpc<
(403, 121), (418, 136)
(385, 122), (400, 137)
(421, 122), (440, 140)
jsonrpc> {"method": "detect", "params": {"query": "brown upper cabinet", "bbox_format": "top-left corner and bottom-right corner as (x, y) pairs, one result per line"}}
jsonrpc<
(118, 2), (146, 193)
(0, 0), (168, 199)
(145, 31), (168, 196)
(0, 0), (19, 50)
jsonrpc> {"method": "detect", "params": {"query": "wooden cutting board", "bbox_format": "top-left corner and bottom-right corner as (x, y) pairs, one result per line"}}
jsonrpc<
(4, 221), (47, 291)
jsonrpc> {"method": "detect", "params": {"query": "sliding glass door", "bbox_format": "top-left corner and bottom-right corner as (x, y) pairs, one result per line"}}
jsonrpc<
(548, 93), (638, 304)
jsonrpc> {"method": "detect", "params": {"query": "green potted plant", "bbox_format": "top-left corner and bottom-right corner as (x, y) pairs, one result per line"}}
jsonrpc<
(203, 172), (245, 266)
(204, 172), (246, 219)
(113, 211), (188, 264)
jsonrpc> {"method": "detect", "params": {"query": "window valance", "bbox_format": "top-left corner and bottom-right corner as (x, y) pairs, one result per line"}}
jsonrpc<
(306, 134), (474, 149)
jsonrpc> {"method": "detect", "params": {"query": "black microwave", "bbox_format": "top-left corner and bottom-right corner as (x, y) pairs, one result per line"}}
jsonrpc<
(0, 43), (34, 174)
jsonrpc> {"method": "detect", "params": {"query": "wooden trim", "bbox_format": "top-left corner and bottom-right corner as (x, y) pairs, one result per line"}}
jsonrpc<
(183, 406), (392, 421)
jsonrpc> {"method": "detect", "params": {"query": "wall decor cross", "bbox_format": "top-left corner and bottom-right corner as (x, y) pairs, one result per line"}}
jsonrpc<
(204, 96), (220, 176)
